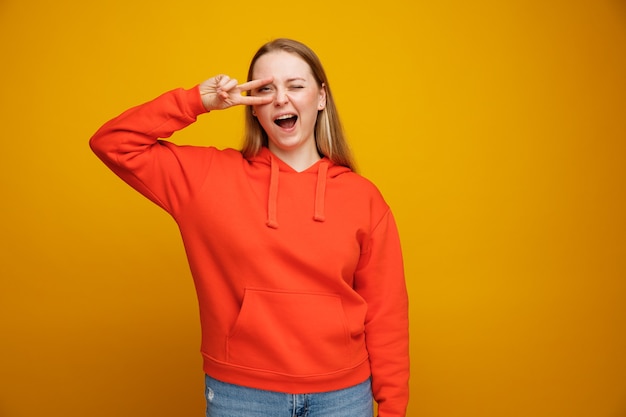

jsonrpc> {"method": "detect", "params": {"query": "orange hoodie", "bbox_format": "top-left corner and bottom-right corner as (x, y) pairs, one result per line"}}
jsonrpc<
(90, 86), (409, 417)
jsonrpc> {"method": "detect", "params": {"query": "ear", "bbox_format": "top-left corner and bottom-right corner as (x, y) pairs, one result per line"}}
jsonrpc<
(318, 83), (327, 110)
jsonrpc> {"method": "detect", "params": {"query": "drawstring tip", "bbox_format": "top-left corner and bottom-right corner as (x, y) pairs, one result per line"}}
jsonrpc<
(266, 220), (279, 229)
(313, 214), (326, 222)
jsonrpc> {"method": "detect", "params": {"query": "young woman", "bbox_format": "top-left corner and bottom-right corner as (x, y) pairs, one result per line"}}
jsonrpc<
(90, 38), (409, 417)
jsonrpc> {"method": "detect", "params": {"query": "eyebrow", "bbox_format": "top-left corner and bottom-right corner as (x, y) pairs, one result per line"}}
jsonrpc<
(256, 77), (307, 88)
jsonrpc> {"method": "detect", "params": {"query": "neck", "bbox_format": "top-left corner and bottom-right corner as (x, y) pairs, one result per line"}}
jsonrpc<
(268, 144), (321, 172)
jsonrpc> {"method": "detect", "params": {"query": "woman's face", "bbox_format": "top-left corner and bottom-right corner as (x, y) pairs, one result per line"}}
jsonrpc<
(251, 51), (326, 159)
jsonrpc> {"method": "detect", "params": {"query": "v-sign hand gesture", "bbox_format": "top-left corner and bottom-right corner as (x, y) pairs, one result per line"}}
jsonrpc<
(199, 75), (274, 111)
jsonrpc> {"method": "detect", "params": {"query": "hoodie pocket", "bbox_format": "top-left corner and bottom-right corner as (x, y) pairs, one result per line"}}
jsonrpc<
(226, 288), (352, 376)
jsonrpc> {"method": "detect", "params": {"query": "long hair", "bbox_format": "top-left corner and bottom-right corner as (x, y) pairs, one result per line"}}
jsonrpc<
(241, 38), (356, 171)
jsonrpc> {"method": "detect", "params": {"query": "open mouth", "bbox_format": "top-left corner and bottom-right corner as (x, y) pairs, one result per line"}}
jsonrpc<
(274, 114), (298, 129)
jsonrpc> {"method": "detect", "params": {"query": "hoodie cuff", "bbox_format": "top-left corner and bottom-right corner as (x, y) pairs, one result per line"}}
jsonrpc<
(187, 85), (210, 115)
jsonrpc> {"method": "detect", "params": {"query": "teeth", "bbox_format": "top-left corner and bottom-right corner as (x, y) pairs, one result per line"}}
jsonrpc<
(276, 114), (296, 120)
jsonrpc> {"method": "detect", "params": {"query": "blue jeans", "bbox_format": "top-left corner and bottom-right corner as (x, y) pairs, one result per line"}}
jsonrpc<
(205, 375), (374, 417)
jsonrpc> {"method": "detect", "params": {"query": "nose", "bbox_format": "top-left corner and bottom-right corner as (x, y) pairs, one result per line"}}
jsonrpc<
(274, 88), (289, 106)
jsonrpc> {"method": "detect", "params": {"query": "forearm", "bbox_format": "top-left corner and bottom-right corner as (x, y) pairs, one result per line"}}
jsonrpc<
(357, 210), (410, 417)
(367, 308), (410, 417)
(89, 86), (206, 169)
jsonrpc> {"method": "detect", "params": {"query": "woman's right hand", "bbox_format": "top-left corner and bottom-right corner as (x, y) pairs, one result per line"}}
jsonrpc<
(199, 75), (274, 111)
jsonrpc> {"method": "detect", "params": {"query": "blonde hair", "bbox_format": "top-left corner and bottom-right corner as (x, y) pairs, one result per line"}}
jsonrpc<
(242, 38), (356, 171)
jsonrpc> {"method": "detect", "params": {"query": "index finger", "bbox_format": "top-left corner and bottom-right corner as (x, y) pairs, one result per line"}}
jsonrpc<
(239, 77), (274, 93)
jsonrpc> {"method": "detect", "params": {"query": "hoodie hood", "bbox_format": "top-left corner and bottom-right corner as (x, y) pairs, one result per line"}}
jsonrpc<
(249, 147), (352, 229)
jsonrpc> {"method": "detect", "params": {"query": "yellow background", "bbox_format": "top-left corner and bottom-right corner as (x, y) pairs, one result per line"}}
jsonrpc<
(1, 1), (625, 416)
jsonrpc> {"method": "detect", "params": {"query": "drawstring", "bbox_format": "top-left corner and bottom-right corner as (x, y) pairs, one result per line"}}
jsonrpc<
(265, 157), (328, 228)
(266, 156), (279, 229)
(314, 162), (328, 222)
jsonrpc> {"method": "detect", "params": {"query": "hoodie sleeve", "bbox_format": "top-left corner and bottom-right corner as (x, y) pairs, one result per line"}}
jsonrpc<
(355, 206), (410, 417)
(89, 86), (210, 214)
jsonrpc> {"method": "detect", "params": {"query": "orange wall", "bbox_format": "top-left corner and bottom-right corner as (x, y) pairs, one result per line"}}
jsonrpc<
(1, 1), (625, 416)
